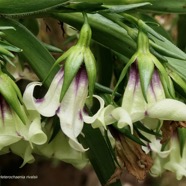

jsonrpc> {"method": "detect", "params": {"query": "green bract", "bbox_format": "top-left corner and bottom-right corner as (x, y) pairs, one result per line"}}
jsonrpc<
(46, 13), (96, 101)
(0, 72), (28, 124)
(114, 27), (172, 102)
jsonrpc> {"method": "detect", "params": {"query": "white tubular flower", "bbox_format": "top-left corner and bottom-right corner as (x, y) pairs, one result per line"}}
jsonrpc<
(34, 131), (88, 169)
(0, 95), (47, 151)
(111, 63), (186, 132)
(23, 67), (104, 152)
(163, 135), (186, 180)
(0, 96), (22, 150)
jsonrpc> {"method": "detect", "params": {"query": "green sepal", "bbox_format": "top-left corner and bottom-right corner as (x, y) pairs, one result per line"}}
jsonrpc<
(0, 72), (28, 124)
(42, 46), (74, 84)
(178, 127), (186, 157)
(138, 52), (154, 102)
(153, 56), (175, 97)
(136, 29), (154, 101)
(159, 73), (173, 98)
(113, 53), (137, 97)
(60, 48), (84, 101)
(84, 48), (96, 99)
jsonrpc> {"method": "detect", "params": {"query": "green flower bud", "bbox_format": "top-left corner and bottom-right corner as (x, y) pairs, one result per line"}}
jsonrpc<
(0, 72), (28, 124)
(45, 13), (96, 101)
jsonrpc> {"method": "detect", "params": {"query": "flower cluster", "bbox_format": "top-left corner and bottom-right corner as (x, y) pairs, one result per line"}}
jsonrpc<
(0, 16), (99, 169)
(1, 12), (186, 183)
(90, 27), (186, 179)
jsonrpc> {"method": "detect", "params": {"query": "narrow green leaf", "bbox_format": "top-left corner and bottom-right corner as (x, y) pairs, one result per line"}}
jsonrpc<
(0, 45), (14, 58)
(95, 83), (122, 97)
(52, 12), (186, 86)
(166, 57), (186, 81)
(0, 40), (22, 52)
(92, 42), (113, 87)
(134, 121), (161, 137)
(113, 54), (137, 96)
(52, 13), (136, 58)
(134, 127), (151, 143)
(0, 17), (59, 86)
(139, 0), (186, 13)
(79, 125), (122, 186)
(100, 2), (151, 13)
(168, 70), (186, 93)
(42, 42), (63, 53)
(0, 0), (69, 16)
(113, 124), (146, 146)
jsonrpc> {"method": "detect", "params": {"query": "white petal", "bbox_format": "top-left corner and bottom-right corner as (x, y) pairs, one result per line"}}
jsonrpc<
(122, 66), (146, 117)
(83, 95), (105, 124)
(23, 69), (64, 116)
(57, 68), (88, 151)
(10, 140), (35, 167)
(28, 117), (47, 145)
(34, 131), (88, 169)
(149, 139), (171, 158)
(147, 99), (186, 121)
(111, 107), (133, 134)
(91, 104), (116, 129)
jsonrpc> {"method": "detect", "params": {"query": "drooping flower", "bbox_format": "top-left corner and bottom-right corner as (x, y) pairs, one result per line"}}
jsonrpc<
(0, 70), (47, 149)
(34, 118), (88, 169)
(92, 62), (186, 133)
(23, 67), (103, 152)
(0, 70), (48, 166)
(163, 134), (186, 180)
(123, 63), (186, 125)
(0, 95), (47, 151)
(146, 130), (186, 180)
(0, 92), (47, 166)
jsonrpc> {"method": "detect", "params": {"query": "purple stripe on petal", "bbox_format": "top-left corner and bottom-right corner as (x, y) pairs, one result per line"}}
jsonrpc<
(74, 67), (88, 94)
(149, 69), (162, 101)
(56, 106), (60, 114)
(79, 111), (83, 121)
(0, 94), (4, 122)
(129, 62), (140, 95)
(54, 68), (64, 88)
(0, 94), (11, 126)
(149, 81), (156, 100)
(36, 97), (45, 103)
